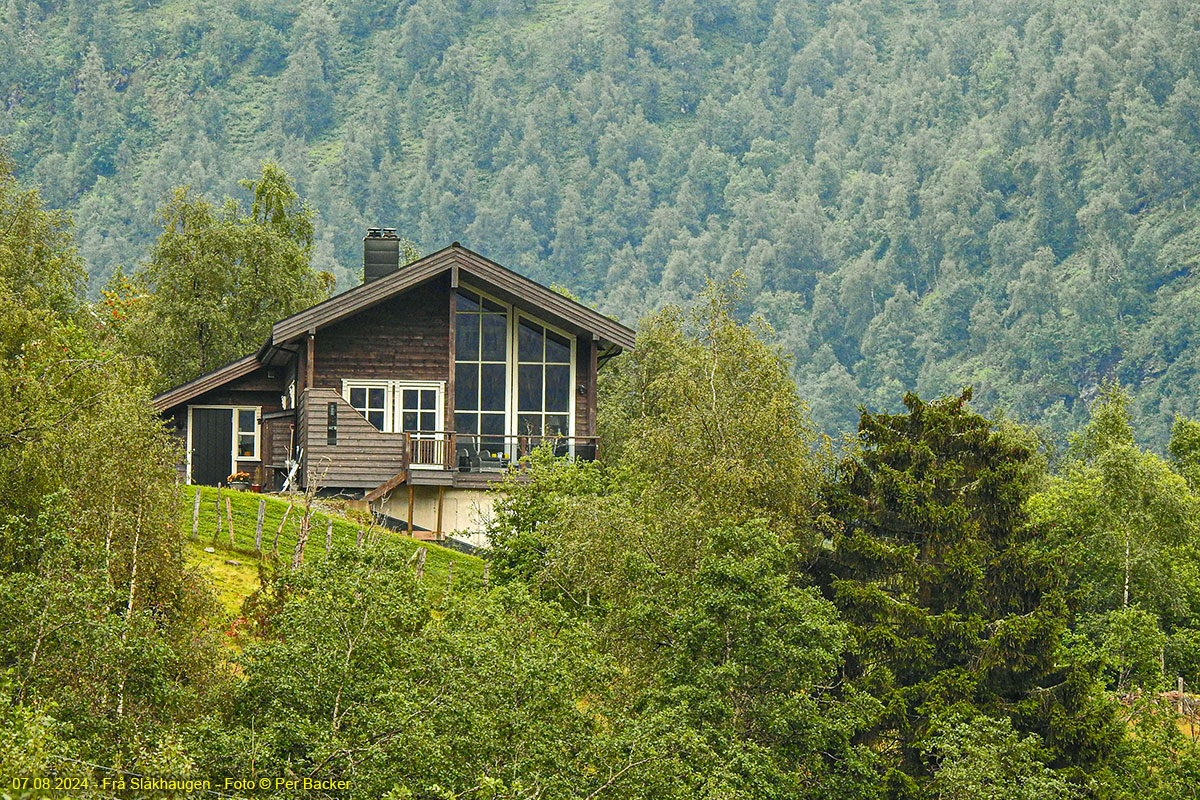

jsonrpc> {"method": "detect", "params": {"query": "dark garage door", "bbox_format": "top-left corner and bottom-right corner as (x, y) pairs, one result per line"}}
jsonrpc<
(191, 408), (233, 486)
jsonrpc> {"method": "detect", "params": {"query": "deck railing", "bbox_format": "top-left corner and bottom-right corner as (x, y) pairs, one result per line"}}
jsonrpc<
(402, 432), (600, 472)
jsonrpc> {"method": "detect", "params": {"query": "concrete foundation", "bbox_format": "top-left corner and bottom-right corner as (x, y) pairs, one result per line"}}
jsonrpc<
(375, 485), (499, 548)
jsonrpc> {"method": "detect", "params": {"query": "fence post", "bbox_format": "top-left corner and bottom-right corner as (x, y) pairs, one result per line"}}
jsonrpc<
(273, 504), (292, 554)
(413, 547), (426, 581)
(225, 496), (235, 548)
(254, 498), (266, 552)
(214, 486), (222, 542)
(191, 489), (201, 539)
(325, 519), (333, 554)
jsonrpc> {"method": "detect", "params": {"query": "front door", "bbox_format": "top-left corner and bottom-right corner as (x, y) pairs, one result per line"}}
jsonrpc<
(191, 408), (233, 485)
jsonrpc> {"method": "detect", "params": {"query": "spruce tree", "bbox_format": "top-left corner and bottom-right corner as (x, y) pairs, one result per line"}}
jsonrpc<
(822, 390), (1119, 796)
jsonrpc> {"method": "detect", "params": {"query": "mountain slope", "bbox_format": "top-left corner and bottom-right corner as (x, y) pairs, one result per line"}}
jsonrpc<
(3, 0), (1200, 443)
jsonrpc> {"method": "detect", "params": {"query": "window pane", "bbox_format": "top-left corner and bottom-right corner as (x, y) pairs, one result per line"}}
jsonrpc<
(420, 412), (435, 432)
(238, 409), (255, 433)
(350, 387), (366, 408)
(368, 388), (386, 409)
(481, 296), (506, 313)
(545, 364), (571, 411)
(238, 433), (255, 457)
(545, 330), (571, 363)
(517, 414), (542, 436)
(546, 415), (569, 436)
(518, 318), (543, 361)
(402, 412), (417, 431)
(367, 411), (385, 430)
(481, 364), (506, 411)
(456, 313), (479, 360)
(518, 364), (542, 411)
(455, 289), (480, 311)
(455, 412), (478, 434)
(403, 389), (417, 409)
(480, 413), (505, 435)
(420, 389), (436, 409)
(456, 364), (479, 410)
(481, 314), (507, 361)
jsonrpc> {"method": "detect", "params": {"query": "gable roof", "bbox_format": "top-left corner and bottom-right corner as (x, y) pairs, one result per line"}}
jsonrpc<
(153, 243), (636, 411)
(152, 354), (260, 412)
(269, 243), (636, 350)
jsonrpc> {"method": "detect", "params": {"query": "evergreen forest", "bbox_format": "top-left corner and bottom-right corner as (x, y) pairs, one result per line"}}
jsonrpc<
(4, 0), (1200, 441)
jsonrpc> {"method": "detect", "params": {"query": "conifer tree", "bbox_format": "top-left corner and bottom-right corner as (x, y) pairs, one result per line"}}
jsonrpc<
(823, 390), (1120, 795)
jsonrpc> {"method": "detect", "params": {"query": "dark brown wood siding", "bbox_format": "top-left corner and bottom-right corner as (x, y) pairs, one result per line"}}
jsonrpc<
(261, 412), (296, 492)
(299, 388), (407, 490)
(311, 276), (451, 390)
(164, 365), (286, 485)
(575, 336), (594, 436)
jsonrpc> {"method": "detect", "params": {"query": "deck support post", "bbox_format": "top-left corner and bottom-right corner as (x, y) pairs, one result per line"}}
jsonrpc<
(436, 485), (445, 540)
(407, 484), (415, 536)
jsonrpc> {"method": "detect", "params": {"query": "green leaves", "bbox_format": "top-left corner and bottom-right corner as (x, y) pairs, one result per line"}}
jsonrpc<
(120, 163), (333, 391)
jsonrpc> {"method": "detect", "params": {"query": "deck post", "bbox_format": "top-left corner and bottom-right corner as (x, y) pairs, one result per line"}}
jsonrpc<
(407, 484), (415, 536)
(436, 485), (445, 540)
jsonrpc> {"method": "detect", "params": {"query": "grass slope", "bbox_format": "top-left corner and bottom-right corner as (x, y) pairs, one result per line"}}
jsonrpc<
(180, 486), (484, 615)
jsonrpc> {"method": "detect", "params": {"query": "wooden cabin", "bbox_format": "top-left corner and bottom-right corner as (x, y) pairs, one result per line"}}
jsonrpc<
(153, 238), (635, 542)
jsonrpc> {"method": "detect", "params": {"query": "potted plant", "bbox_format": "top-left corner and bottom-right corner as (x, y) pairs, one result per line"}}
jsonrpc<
(227, 471), (251, 491)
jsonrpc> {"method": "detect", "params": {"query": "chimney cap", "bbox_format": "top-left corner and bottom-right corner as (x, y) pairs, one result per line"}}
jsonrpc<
(365, 228), (382, 238)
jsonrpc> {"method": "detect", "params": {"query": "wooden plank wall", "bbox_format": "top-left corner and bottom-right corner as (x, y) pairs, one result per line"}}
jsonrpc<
(575, 337), (595, 436)
(169, 369), (284, 485)
(261, 413), (295, 491)
(299, 388), (408, 490)
(311, 276), (451, 390)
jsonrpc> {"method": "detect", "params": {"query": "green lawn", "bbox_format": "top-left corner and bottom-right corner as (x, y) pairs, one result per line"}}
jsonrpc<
(180, 486), (484, 615)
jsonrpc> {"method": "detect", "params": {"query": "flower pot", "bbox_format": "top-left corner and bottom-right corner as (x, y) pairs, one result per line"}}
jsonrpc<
(228, 481), (250, 491)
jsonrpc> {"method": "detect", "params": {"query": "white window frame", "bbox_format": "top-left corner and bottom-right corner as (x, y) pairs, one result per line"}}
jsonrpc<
(454, 284), (512, 443)
(341, 379), (446, 468)
(394, 380), (445, 435)
(185, 405), (262, 485)
(342, 379), (393, 431)
(395, 380), (445, 468)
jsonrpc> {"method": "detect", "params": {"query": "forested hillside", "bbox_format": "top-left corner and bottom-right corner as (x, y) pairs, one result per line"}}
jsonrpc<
(5, 149), (1200, 797)
(4, 0), (1200, 442)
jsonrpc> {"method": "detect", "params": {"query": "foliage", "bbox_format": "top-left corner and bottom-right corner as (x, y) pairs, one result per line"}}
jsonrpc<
(0, 153), (228, 768)
(1030, 384), (1200, 626)
(822, 389), (1121, 791)
(7, 0), (1200, 444)
(488, 295), (879, 797)
(926, 716), (1078, 800)
(116, 162), (333, 391)
(596, 274), (831, 542)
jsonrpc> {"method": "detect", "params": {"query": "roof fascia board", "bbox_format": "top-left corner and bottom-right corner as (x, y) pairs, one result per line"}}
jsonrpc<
(452, 248), (636, 350)
(152, 354), (261, 412)
(272, 245), (636, 350)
